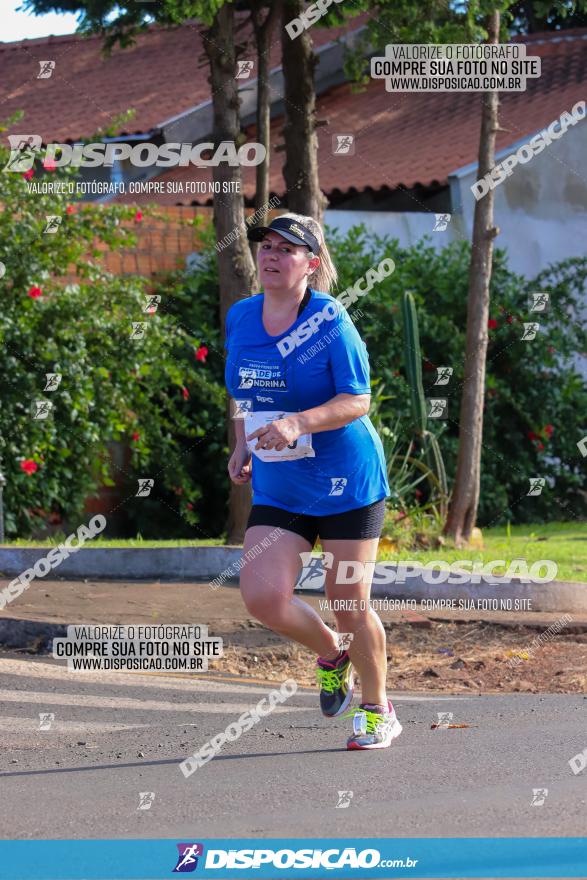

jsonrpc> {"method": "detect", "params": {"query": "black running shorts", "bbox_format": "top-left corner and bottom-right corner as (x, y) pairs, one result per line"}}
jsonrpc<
(246, 498), (386, 546)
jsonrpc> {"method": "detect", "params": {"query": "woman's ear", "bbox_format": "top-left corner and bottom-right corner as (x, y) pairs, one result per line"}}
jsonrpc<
(308, 254), (320, 275)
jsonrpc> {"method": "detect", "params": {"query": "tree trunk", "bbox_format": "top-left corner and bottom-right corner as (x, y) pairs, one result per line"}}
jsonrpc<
(444, 9), (500, 547)
(252, 1), (281, 228)
(204, 5), (257, 545)
(280, 0), (327, 223)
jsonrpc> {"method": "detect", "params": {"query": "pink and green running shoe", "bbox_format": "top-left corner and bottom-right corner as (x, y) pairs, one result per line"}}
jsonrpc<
(315, 650), (354, 717)
(345, 700), (402, 750)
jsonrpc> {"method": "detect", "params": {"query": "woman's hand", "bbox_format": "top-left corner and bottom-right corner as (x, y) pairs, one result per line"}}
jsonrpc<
(228, 443), (252, 484)
(246, 416), (301, 452)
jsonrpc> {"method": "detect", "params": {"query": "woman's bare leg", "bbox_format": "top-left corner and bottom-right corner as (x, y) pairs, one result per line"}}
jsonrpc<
(239, 526), (339, 657)
(321, 536), (387, 707)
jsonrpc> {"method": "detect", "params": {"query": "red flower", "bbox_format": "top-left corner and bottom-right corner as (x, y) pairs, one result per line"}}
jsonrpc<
(544, 424), (554, 438)
(186, 502), (193, 511)
(182, 386), (189, 400)
(134, 210), (143, 223)
(195, 345), (208, 363)
(27, 286), (42, 299)
(488, 319), (498, 330)
(527, 431), (538, 441)
(536, 441), (545, 451)
(22, 168), (34, 181)
(48, 511), (62, 524)
(548, 346), (556, 354)
(66, 205), (75, 215)
(415, 488), (423, 499)
(131, 431), (140, 442)
(43, 158), (57, 171)
(20, 459), (38, 475)
(173, 486), (184, 496)
(423, 359), (436, 372)
(506, 315), (513, 324)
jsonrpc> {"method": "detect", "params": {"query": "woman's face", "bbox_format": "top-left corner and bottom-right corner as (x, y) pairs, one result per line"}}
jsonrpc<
(258, 230), (319, 292)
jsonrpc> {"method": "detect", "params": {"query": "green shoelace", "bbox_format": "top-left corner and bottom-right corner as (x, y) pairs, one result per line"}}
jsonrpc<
(343, 706), (387, 735)
(315, 665), (345, 693)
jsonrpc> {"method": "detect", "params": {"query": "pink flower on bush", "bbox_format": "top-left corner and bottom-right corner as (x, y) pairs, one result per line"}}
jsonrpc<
(22, 168), (34, 181)
(66, 205), (75, 215)
(43, 158), (57, 171)
(20, 459), (38, 475)
(134, 210), (143, 223)
(186, 502), (193, 511)
(182, 386), (189, 400)
(488, 318), (498, 330)
(544, 424), (554, 438)
(195, 345), (208, 363)
(27, 286), (42, 299)
(131, 431), (140, 442)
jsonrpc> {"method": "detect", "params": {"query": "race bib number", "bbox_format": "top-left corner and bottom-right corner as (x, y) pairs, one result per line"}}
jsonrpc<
(245, 410), (315, 462)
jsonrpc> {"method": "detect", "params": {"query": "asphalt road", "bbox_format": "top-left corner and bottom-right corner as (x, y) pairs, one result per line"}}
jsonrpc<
(0, 651), (586, 840)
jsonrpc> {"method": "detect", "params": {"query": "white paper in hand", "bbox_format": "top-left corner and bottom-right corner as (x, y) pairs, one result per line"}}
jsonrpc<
(245, 410), (315, 462)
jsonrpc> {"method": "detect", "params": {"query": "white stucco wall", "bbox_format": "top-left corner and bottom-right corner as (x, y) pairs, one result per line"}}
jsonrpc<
(325, 119), (587, 279)
(450, 115), (587, 277)
(323, 208), (463, 251)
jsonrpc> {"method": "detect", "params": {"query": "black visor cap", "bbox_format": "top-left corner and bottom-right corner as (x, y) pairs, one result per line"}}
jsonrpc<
(247, 216), (320, 254)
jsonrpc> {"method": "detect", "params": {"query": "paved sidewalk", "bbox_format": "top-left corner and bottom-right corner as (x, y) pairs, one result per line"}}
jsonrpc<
(1, 578), (586, 637)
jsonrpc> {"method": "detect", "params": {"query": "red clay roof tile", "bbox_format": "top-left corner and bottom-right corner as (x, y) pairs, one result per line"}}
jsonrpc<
(2, 22), (585, 200)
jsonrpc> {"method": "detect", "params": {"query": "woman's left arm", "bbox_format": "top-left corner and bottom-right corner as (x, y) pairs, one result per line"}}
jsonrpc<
(290, 392), (370, 434)
(247, 394), (370, 450)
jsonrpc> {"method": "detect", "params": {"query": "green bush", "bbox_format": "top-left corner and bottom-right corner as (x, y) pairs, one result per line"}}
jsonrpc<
(3, 155), (584, 540)
(139, 223), (229, 539)
(327, 225), (587, 525)
(0, 136), (211, 539)
(154, 222), (586, 530)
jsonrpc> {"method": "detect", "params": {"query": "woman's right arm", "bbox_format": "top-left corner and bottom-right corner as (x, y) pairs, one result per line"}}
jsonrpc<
(234, 412), (247, 449)
(228, 402), (252, 484)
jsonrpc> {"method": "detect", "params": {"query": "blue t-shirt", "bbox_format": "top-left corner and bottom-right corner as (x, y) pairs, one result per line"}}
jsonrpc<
(224, 288), (390, 515)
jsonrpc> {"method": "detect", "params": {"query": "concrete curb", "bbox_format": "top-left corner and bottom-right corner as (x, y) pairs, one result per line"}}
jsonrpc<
(0, 546), (243, 581)
(296, 566), (587, 614)
(0, 547), (585, 613)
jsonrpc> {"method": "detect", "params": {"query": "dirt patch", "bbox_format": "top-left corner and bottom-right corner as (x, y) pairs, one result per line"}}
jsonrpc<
(209, 619), (587, 694)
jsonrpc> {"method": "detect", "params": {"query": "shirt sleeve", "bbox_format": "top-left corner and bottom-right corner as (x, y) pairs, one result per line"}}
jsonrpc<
(327, 312), (372, 395)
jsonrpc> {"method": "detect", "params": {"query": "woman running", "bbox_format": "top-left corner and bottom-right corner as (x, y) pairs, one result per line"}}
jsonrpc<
(224, 212), (402, 750)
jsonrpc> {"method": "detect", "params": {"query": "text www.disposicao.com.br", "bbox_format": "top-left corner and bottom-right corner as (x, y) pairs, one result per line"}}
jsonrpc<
(69, 657), (201, 671)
